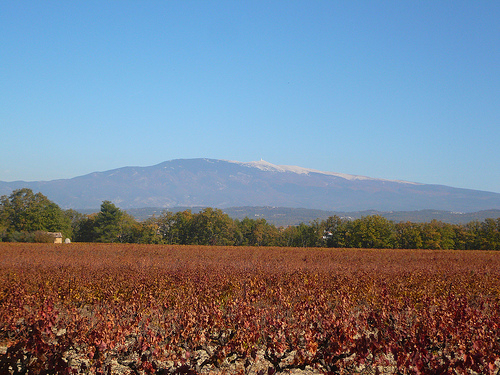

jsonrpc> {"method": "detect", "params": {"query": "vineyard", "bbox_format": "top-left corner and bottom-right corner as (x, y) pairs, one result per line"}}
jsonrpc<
(1, 243), (500, 374)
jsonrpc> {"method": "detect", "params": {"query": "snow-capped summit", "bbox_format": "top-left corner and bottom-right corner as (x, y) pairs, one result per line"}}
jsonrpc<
(230, 159), (406, 182)
(1, 158), (499, 212)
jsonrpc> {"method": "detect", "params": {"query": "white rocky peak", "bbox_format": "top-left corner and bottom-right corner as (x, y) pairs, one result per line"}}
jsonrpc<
(228, 159), (419, 184)
(228, 159), (368, 181)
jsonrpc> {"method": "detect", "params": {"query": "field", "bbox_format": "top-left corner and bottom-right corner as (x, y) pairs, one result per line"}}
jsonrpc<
(1, 243), (500, 374)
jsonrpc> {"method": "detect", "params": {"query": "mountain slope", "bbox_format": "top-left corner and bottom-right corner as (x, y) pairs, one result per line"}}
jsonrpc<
(1, 158), (500, 212)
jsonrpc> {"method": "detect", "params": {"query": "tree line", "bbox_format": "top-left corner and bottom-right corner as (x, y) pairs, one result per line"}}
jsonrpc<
(1, 189), (499, 250)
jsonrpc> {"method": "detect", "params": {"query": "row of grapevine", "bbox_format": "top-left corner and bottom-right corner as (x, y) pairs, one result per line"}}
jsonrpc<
(1, 243), (500, 374)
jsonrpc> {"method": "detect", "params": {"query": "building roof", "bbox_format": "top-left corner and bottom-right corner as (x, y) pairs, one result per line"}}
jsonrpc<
(47, 232), (63, 238)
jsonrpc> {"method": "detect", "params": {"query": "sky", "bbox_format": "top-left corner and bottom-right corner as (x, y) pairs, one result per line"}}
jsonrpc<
(1, 1), (499, 193)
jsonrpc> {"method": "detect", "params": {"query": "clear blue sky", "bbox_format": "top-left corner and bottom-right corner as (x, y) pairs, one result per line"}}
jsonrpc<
(1, 1), (499, 193)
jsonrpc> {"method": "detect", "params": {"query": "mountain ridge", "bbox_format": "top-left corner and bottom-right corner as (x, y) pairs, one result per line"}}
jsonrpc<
(1, 158), (499, 212)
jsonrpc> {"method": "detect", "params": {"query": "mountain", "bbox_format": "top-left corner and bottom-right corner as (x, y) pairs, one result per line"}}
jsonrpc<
(1, 158), (500, 212)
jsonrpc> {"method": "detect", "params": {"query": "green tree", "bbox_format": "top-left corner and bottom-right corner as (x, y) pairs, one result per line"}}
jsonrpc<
(73, 214), (97, 242)
(0, 201), (8, 241)
(0, 188), (71, 241)
(92, 201), (124, 242)
(172, 210), (195, 244)
(61, 209), (86, 240)
(117, 212), (143, 243)
(236, 217), (279, 246)
(349, 216), (395, 249)
(420, 220), (455, 249)
(191, 208), (236, 245)
(279, 225), (297, 247)
(478, 218), (500, 250)
(139, 217), (164, 244)
(279, 222), (318, 248)
(453, 223), (476, 250)
(146, 210), (195, 244)
(395, 221), (423, 249)
(322, 216), (350, 248)
(155, 211), (180, 244)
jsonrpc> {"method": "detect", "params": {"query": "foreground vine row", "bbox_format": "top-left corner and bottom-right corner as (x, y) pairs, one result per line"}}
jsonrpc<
(1, 243), (500, 374)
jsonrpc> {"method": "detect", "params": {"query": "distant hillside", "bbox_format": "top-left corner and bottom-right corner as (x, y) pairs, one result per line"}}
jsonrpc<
(1, 158), (500, 213)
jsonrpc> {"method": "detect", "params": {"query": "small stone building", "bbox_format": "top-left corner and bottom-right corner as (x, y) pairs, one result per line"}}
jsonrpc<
(47, 232), (63, 244)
